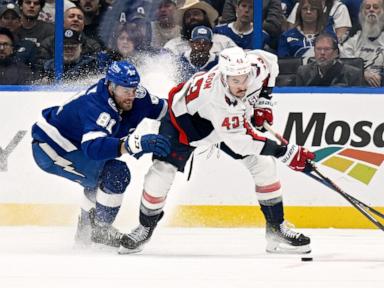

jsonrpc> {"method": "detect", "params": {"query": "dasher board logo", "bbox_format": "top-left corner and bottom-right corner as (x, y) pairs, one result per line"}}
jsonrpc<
(314, 147), (384, 185)
(283, 112), (384, 185)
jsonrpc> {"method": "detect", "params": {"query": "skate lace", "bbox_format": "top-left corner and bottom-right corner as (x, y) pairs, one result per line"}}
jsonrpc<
(280, 222), (301, 239)
(129, 225), (150, 242)
(101, 225), (123, 241)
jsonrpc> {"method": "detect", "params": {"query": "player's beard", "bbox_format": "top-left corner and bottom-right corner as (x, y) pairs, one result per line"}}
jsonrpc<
(360, 12), (384, 38)
(190, 51), (209, 67)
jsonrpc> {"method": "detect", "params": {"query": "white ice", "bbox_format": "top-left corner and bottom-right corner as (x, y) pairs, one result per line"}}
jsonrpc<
(0, 227), (382, 288)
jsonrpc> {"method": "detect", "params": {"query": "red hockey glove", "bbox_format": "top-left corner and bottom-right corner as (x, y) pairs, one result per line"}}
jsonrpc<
(254, 108), (273, 129)
(253, 95), (274, 132)
(280, 144), (315, 172)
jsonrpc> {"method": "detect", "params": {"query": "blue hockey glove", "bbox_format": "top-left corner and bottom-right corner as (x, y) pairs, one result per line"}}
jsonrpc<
(124, 134), (171, 158)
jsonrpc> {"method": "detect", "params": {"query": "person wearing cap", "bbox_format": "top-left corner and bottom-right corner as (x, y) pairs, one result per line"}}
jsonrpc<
(214, 0), (255, 49)
(221, 0), (284, 49)
(164, 0), (238, 56)
(37, 6), (102, 71)
(150, 0), (181, 48)
(0, 26), (33, 84)
(42, 28), (98, 82)
(0, 3), (38, 69)
(16, 0), (54, 48)
(177, 25), (218, 81)
(0, 2), (22, 32)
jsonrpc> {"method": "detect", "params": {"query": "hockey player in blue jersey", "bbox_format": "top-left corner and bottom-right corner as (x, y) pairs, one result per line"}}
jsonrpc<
(31, 60), (171, 248)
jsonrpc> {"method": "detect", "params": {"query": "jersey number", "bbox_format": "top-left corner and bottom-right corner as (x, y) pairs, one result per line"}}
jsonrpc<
(222, 116), (240, 130)
(96, 112), (116, 134)
(185, 78), (203, 104)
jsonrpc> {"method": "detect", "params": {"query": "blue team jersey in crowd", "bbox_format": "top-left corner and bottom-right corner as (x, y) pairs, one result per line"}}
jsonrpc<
(31, 79), (167, 161)
(277, 26), (336, 58)
(213, 23), (254, 50)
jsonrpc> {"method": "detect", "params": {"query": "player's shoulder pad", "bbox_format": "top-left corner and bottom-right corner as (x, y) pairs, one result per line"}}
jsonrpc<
(247, 49), (278, 65)
(135, 84), (148, 99)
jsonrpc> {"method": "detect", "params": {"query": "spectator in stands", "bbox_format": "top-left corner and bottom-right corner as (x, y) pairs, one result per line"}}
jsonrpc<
(214, 0), (254, 49)
(221, 0), (283, 49)
(99, 0), (153, 50)
(38, 7), (102, 67)
(177, 25), (218, 81)
(38, 0), (76, 23)
(164, 0), (237, 55)
(0, 2), (38, 67)
(286, 0), (352, 43)
(16, 0), (54, 47)
(0, 27), (33, 84)
(296, 32), (363, 86)
(78, 0), (103, 44)
(97, 23), (142, 72)
(42, 28), (98, 82)
(150, 0), (181, 48)
(341, 0), (384, 87)
(278, 0), (336, 61)
(0, 2), (21, 32)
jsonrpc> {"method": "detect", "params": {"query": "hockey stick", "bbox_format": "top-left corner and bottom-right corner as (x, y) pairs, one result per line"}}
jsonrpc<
(263, 122), (384, 231)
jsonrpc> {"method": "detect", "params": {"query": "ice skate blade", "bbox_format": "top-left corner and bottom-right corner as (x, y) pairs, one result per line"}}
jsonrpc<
(266, 241), (311, 254)
(118, 245), (144, 255)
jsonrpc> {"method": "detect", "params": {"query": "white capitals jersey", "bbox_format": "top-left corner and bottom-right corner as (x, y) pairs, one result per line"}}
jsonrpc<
(169, 50), (279, 157)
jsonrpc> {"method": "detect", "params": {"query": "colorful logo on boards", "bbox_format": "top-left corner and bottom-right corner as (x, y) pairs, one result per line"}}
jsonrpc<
(314, 147), (384, 185)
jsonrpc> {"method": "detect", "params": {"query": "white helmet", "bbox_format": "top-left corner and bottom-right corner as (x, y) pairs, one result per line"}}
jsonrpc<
(219, 47), (252, 77)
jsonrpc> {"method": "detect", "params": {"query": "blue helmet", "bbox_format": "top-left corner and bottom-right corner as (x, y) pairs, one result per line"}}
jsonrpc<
(105, 61), (140, 88)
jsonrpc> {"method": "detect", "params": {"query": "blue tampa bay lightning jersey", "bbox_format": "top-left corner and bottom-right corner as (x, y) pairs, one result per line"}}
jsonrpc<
(31, 79), (167, 161)
(277, 26), (336, 58)
(213, 23), (254, 50)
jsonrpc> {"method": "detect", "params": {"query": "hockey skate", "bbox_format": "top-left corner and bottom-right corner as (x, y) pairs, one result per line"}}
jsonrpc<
(266, 221), (311, 254)
(74, 208), (95, 246)
(91, 220), (124, 248)
(118, 224), (155, 254)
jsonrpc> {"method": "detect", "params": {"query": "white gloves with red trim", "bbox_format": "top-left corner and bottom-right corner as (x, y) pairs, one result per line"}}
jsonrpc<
(253, 96), (274, 132)
(280, 144), (315, 172)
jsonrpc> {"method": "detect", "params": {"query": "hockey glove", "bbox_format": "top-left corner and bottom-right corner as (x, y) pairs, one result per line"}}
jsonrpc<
(254, 108), (273, 131)
(280, 144), (315, 172)
(253, 95), (274, 132)
(124, 134), (171, 158)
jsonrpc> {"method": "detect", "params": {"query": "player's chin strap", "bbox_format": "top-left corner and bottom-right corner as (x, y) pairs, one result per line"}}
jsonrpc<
(263, 122), (384, 232)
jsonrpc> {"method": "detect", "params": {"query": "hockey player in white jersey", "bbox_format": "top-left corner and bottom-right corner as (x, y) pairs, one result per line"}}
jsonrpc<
(119, 47), (316, 254)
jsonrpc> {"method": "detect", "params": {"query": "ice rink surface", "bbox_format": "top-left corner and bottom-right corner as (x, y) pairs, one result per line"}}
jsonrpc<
(0, 227), (382, 288)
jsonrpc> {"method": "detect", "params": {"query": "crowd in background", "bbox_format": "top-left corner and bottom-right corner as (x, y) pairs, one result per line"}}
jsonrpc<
(0, 0), (382, 87)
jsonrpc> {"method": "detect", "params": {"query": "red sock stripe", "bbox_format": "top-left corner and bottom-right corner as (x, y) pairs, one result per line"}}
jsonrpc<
(143, 191), (166, 204)
(243, 116), (267, 141)
(256, 181), (281, 193)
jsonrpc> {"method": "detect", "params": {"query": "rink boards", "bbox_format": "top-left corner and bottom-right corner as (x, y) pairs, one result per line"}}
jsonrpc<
(0, 88), (383, 228)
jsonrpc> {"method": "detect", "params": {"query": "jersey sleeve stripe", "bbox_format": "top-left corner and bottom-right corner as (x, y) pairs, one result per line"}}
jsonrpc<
(81, 131), (108, 143)
(36, 118), (77, 152)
